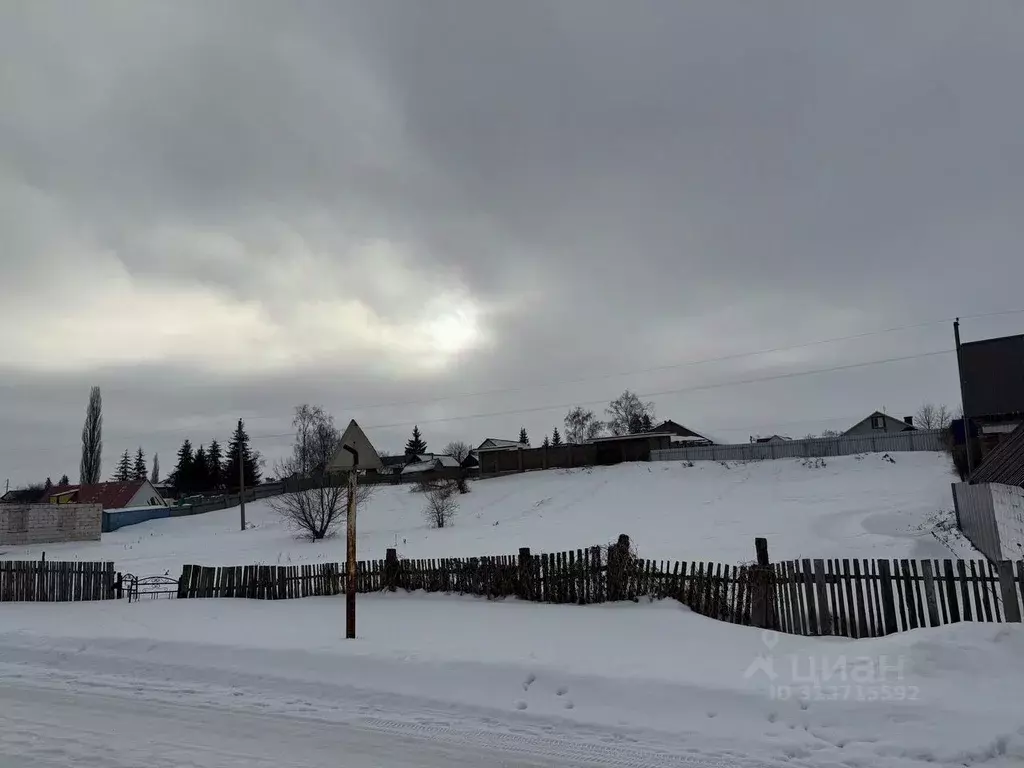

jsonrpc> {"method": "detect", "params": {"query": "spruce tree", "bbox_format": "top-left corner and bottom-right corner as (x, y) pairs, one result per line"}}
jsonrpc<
(207, 439), (223, 490)
(44, 477), (53, 490)
(224, 419), (261, 489)
(542, 435), (550, 448)
(404, 425), (427, 456)
(172, 439), (194, 494)
(640, 413), (654, 433)
(113, 449), (132, 482)
(59, 473), (69, 486)
(193, 445), (210, 492)
(133, 447), (147, 480)
(150, 454), (160, 485)
(519, 427), (529, 446)
(551, 427), (562, 446)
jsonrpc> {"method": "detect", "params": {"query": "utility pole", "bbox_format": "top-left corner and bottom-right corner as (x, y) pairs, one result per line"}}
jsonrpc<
(953, 318), (974, 475)
(238, 441), (246, 531)
(342, 445), (359, 639)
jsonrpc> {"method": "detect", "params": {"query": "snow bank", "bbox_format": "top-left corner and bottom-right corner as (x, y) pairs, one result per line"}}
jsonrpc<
(2, 594), (1021, 766)
(0, 452), (972, 575)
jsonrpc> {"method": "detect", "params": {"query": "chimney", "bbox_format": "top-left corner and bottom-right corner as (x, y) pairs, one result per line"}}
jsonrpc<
(903, 416), (914, 426)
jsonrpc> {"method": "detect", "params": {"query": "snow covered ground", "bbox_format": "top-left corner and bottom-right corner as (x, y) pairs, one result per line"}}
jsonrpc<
(2, 594), (1022, 767)
(0, 452), (972, 575)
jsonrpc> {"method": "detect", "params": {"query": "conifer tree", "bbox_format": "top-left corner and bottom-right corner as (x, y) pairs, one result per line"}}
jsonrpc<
(172, 439), (194, 494)
(133, 447), (147, 480)
(224, 419), (261, 488)
(113, 449), (132, 482)
(519, 427), (529, 446)
(404, 425), (427, 456)
(551, 427), (562, 446)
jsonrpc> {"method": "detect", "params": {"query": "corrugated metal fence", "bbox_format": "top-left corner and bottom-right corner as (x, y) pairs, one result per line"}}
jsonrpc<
(652, 429), (945, 463)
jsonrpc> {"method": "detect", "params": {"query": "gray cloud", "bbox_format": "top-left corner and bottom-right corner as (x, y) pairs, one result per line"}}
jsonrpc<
(2, 1), (1023, 485)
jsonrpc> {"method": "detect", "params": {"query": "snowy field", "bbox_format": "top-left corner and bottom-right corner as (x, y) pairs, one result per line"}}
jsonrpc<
(0, 452), (973, 575)
(0, 452), (1015, 767)
(1, 594), (1022, 767)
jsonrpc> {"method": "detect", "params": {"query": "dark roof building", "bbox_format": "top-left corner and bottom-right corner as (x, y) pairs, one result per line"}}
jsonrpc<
(969, 422), (1024, 487)
(41, 480), (164, 510)
(650, 420), (716, 445)
(0, 487), (48, 504)
(959, 333), (1024, 421)
(843, 411), (916, 436)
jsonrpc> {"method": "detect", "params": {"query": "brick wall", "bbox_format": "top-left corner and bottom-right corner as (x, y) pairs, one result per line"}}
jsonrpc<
(0, 503), (102, 546)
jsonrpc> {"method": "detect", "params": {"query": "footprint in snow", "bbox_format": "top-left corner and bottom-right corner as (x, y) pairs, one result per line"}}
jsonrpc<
(563, 700), (575, 710)
(514, 700), (528, 711)
(555, 685), (569, 696)
(522, 673), (536, 691)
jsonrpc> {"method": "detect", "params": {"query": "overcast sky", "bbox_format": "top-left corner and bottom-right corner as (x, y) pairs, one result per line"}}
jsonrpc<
(2, 1), (1023, 487)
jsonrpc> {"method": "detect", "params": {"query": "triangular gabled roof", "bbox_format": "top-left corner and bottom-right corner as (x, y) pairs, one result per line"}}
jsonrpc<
(843, 411), (916, 435)
(651, 420), (718, 444)
(327, 420), (383, 472)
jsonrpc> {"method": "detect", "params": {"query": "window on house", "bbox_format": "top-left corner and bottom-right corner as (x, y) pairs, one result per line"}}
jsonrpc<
(871, 415), (883, 430)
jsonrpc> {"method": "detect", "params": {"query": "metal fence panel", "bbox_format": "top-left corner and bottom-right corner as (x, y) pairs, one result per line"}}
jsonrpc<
(652, 429), (945, 463)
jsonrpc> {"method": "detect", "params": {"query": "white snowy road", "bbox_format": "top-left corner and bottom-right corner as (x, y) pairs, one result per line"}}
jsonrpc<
(2, 597), (1023, 767)
(0, 639), (734, 768)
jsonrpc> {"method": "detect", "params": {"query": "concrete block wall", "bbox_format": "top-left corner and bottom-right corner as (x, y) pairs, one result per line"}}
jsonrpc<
(0, 503), (102, 545)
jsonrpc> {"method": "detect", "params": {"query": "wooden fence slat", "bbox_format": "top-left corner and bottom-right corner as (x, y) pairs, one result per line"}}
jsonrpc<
(997, 561), (1021, 622)
(568, 550), (577, 604)
(944, 560), (960, 623)
(831, 560), (847, 637)
(908, 560), (926, 628)
(895, 560), (911, 630)
(800, 559), (818, 635)
(812, 559), (831, 635)
(970, 561), (989, 622)
(890, 560), (906, 632)
(987, 561), (1002, 622)
(957, 560), (973, 621)
(920, 560), (941, 627)
(839, 559), (855, 638)
(877, 560), (898, 635)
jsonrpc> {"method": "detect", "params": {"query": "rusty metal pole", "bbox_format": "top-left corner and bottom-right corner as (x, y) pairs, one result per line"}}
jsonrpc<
(343, 445), (359, 639)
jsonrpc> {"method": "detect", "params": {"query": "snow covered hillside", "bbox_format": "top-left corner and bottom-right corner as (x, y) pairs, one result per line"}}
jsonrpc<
(0, 452), (972, 574)
(2, 595), (1022, 766)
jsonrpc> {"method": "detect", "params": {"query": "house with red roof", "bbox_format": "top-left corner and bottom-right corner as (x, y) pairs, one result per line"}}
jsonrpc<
(43, 479), (165, 510)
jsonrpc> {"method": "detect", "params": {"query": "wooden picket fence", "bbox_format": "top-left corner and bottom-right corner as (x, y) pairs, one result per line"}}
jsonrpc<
(0, 560), (117, 602)
(771, 557), (1024, 638)
(177, 539), (1024, 639)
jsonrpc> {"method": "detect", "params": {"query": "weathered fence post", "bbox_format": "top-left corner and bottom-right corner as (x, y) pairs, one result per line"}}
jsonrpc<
(385, 548), (399, 592)
(518, 547), (533, 599)
(606, 534), (631, 602)
(877, 560), (899, 634)
(750, 537), (774, 629)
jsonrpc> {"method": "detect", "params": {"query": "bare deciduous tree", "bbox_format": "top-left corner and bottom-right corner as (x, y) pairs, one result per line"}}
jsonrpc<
(423, 481), (458, 528)
(272, 480), (375, 540)
(564, 406), (603, 444)
(269, 404), (375, 540)
(443, 440), (471, 465)
(915, 403), (953, 430)
(605, 390), (655, 436)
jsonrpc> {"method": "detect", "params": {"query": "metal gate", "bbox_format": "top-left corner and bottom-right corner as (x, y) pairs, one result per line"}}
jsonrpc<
(122, 573), (179, 602)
